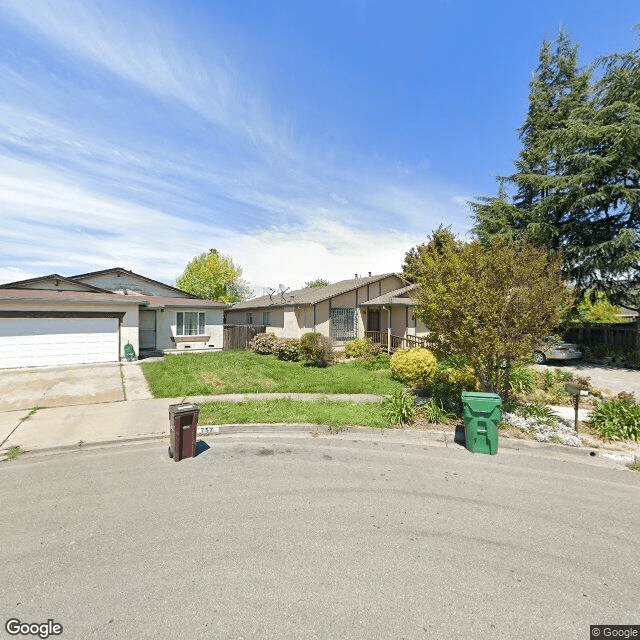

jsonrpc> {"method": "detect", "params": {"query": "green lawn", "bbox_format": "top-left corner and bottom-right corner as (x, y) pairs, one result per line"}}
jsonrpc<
(198, 398), (391, 428)
(140, 350), (404, 397)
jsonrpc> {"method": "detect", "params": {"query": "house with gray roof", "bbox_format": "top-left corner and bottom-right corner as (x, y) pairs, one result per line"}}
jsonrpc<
(358, 283), (430, 348)
(0, 268), (225, 368)
(225, 273), (431, 349)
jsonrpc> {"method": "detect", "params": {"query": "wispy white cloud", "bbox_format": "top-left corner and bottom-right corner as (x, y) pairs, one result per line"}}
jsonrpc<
(0, 155), (412, 288)
(0, 0), (292, 160)
(0, 1), (472, 290)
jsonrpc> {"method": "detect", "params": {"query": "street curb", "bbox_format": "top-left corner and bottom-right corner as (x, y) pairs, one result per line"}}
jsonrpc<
(6, 423), (637, 468)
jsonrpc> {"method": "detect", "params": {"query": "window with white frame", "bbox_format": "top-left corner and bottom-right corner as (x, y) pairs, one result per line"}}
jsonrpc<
(176, 311), (205, 336)
(262, 311), (270, 326)
(330, 308), (357, 340)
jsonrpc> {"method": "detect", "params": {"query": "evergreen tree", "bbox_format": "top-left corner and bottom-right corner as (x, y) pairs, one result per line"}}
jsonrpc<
(565, 39), (640, 308)
(471, 26), (640, 311)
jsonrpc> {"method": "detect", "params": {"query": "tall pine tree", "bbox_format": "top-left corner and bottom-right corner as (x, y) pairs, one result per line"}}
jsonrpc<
(471, 27), (640, 310)
(566, 39), (640, 308)
(472, 28), (591, 249)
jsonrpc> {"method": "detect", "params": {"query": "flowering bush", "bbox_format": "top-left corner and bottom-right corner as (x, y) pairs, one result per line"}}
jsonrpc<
(249, 332), (280, 355)
(273, 338), (301, 362)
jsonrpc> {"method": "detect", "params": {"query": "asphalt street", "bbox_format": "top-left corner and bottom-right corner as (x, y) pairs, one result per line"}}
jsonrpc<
(2, 434), (639, 640)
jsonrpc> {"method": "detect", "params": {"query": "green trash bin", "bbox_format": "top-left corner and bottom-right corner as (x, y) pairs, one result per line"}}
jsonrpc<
(461, 392), (501, 455)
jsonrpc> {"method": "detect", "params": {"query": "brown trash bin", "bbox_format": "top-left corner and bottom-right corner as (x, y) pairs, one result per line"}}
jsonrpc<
(168, 403), (199, 461)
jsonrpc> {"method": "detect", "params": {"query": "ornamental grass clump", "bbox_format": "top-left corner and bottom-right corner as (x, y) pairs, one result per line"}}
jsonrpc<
(589, 399), (640, 441)
(389, 348), (437, 388)
(508, 367), (536, 394)
(381, 389), (416, 426)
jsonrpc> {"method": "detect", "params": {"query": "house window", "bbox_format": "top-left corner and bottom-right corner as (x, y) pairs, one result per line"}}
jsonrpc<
(262, 312), (270, 326)
(246, 313), (253, 325)
(177, 312), (205, 336)
(330, 308), (357, 340)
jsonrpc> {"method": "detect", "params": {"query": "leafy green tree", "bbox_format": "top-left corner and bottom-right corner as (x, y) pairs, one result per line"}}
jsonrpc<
(472, 28), (591, 250)
(176, 249), (250, 303)
(565, 291), (623, 324)
(304, 278), (330, 288)
(413, 229), (571, 401)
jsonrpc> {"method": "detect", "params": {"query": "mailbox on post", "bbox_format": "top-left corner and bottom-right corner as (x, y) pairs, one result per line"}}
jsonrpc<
(564, 382), (589, 433)
(168, 403), (199, 461)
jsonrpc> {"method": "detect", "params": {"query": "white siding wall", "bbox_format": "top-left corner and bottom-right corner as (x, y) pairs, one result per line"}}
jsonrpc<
(157, 308), (224, 351)
(78, 273), (186, 297)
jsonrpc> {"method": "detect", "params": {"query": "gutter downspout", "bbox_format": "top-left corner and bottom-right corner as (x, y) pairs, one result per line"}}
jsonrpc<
(383, 306), (391, 354)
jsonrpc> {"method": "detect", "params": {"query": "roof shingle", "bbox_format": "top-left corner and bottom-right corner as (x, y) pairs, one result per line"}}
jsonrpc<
(230, 274), (401, 309)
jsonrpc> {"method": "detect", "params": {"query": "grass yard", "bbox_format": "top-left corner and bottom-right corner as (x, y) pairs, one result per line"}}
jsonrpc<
(198, 398), (390, 429)
(140, 350), (404, 397)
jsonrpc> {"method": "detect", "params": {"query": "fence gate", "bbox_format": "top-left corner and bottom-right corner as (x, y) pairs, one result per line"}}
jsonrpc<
(223, 325), (267, 351)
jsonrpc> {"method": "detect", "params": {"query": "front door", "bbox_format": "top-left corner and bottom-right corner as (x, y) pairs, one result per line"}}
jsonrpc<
(139, 310), (157, 350)
(367, 310), (381, 333)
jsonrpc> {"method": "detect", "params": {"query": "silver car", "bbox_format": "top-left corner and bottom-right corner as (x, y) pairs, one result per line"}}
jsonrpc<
(534, 340), (582, 364)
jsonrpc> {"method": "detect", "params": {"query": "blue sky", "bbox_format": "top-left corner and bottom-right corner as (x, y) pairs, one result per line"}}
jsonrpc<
(0, 1), (638, 289)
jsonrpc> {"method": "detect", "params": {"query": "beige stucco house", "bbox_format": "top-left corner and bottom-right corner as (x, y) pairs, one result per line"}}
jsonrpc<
(0, 268), (225, 369)
(226, 273), (431, 349)
(358, 283), (431, 349)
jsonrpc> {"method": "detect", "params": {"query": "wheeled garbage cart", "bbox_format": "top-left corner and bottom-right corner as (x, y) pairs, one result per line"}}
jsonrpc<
(168, 403), (199, 461)
(461, 392), (501, 455)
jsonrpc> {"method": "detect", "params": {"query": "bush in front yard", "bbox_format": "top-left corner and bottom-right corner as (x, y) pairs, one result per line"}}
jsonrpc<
(390, 348), (436, 388)
(299, 332), (335, 367)
(360, 353), (391, 370)
(249, 332), (280, 355)
(426, 362), (478, 416)
(589, 399), (640, 441)
(344, 338), (369, 358)
(274, 338), (301, 362)
(508, 366), (535, 394)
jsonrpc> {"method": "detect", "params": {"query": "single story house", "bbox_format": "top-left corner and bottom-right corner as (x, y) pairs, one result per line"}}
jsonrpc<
(0, 268), (225, 369)
(358, 283), (431, 349)
(225, 273), (431, 349)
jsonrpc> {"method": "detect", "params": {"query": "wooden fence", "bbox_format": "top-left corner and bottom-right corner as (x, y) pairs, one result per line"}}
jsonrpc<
(563, 322), (639, 354)
(223, 325), (267, 351)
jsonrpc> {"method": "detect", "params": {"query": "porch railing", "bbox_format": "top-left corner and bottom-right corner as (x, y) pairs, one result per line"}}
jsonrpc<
(365, 331), (434, 353)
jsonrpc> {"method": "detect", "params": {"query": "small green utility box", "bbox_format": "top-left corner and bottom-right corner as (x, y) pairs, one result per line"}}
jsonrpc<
(461, 392), (501, 455)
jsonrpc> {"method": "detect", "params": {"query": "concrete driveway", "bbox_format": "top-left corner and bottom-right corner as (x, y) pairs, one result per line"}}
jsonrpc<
(0, 362), (125, 412)
(535, 361), (640, 398)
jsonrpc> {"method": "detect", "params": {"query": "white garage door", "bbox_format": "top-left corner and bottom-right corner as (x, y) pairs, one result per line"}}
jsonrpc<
(0, 317), (119, 369)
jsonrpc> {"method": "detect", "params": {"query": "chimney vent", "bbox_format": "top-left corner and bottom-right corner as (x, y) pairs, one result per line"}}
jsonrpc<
(368, 271), (371, 277)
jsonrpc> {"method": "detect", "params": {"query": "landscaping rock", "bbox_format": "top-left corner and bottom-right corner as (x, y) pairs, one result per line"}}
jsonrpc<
(503, 412), (582, 447)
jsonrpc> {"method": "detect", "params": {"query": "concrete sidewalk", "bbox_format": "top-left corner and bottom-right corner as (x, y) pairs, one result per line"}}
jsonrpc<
(1, 393), (637, 467)
(0, 394), (383, 454)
